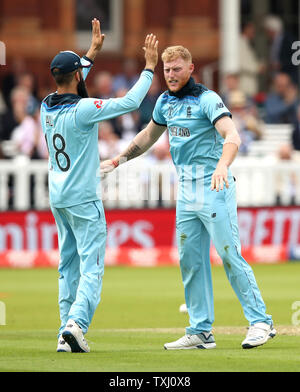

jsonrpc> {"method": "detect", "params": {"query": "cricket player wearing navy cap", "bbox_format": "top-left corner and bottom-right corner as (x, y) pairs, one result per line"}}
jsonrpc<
(101, 45), (276, 350)
(40, 18), (159, 352)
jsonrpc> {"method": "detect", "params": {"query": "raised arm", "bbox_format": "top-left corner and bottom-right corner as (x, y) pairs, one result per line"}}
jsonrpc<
(85, 18), (105, 62)
(211, 116), (241, 191)
(100, 120), (166, 174)
(79, 18), (106, 81)
(75, 34), (159, 128)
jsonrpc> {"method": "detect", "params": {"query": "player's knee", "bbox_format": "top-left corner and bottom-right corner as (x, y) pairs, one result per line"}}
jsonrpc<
(179, 252), (203, 272)
(218, 247), (251, 277)
(180, 262), (203, 285)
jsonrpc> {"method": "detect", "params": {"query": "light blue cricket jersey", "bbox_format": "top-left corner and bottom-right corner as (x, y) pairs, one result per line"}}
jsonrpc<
(152, 77), (232, 183)
(41, 60), (153, 208)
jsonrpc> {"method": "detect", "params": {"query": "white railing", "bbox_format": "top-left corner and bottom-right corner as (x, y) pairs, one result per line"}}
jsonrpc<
(0, 156), (49, 210)
(231, 158), (300, 206)
(0, 155), (300, 210)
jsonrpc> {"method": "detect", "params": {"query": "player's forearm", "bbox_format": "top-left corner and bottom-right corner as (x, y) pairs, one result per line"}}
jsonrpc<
(113, 128), (155, 166)
(107, 120), (165, 169)
(85, 50), (95, 62)
(85, 47), (98, 62)
(218, 142), (239, 168)
(215, 117), (241, 167)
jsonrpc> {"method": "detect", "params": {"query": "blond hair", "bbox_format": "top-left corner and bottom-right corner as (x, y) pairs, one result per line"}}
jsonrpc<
(161, 45), (192, 63)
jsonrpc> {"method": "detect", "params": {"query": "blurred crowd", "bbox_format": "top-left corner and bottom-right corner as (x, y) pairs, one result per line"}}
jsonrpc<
(221, 15), (300, 157)
(0, 56), (172, 166)
(0, 14), (300, 167)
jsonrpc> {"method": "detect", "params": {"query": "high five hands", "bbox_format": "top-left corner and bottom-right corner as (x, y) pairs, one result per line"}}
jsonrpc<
(86, 18), (106, 61)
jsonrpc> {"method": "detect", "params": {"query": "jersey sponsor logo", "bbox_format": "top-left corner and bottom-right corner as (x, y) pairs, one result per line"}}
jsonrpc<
(215, 102), (224, 110)
(186, 106), (192, 118)
(168, 126), (190, 137)
(168, 104), (174, 119)
(94, 99), (103, 109)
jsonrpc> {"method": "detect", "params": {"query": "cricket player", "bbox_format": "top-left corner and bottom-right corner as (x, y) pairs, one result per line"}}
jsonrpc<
(101, 45), (276, 349)
(40, 18), (158, 352)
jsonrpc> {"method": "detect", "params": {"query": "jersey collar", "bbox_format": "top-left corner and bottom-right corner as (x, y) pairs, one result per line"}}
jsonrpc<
(43, 93), (81, 108)
(168, 77), (196, 98)
(168, 77), (208, 98)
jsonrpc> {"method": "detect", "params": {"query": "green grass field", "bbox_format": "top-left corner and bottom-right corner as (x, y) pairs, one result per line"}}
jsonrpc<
(0, 263), (300, 372)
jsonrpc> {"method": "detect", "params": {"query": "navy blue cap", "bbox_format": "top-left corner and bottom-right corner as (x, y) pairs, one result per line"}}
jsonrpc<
(50, 51), (82, 75)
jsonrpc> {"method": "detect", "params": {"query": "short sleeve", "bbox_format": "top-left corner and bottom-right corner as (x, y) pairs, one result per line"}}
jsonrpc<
(202, 91), (232, 125)
(152, 94), (167, 126)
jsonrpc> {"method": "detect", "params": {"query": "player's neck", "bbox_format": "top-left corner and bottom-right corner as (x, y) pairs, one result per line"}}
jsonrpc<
(56, 84), (78, 96)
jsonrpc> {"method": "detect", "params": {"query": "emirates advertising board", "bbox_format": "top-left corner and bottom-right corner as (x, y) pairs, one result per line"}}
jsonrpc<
(0, 207), (300, 267)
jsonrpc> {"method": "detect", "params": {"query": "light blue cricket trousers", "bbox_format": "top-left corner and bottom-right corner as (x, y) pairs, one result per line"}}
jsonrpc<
(51, 200), (106, 336)
(176, 176), (273, 334)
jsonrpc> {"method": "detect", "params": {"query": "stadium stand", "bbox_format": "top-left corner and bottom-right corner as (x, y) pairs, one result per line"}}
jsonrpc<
(247, 124), (293, 157)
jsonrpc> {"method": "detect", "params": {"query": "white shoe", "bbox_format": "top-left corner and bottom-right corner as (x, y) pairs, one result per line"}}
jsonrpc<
(242, 322), (276, 349)
(57, 335), (71, 352)
(62, 319), (90, 353)
(164, 332), (216, 350)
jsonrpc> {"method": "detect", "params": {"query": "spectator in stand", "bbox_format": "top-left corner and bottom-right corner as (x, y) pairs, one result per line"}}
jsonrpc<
(0, 91), (4, 157)
(269, 143), (300, 206)
(0, 92), (5, 157)
(32, 108), (48, 159)
(16, 71), (40, 113)
(291, 103), (300, 151)
(11, 100), (47, 159)
(145, 132), (175, 206)
(239, 20), (265, 99)
(93, 71), (114, 99)
(147, 132), (170, 163)
(221, 73), (242, 107)
(112, 87), (140, 141)
(0, 86), (29, 146)
(264, 15), (298, 85)
(0, 90), (6, 116)
(138, 74), (162, 129)
(0, 90), (6, 156)
(228, 90), (263, 155)
(93, 71), (119, 136)
(1, 57), (27, 109)
(98, 121), (127, 161)
(112, 58), (139, 93)
(264, 72), (299, 124)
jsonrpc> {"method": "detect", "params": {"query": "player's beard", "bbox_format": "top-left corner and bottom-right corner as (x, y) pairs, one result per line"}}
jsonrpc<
(77, 73), (89, 98)
(166, 76), (190, 93)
